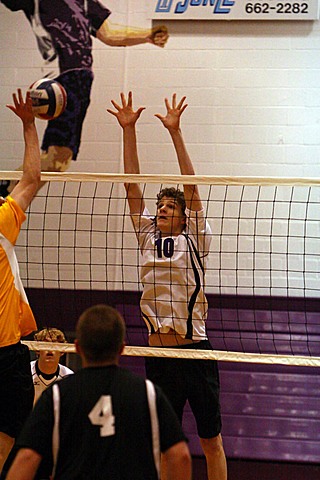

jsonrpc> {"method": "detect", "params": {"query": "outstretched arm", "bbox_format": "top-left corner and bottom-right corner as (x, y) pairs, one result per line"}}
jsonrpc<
(162, 441), (192, 480)
(6, 448), (42, 480)
(155, 94), (202, 211)
(97, 20), (168, 48)
(107, 92), (146, 214)
(6, 89), (41, 212)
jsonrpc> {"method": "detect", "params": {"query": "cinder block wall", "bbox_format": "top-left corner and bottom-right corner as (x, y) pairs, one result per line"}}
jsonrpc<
(1, 0), (320, 177)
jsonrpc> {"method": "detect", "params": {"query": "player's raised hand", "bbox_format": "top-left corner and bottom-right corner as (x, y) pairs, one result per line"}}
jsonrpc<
(107, 92), (145, 129)
(6, 89), (35, 125)
(148, 25), (169, 48)
(155, 93), (188, 131)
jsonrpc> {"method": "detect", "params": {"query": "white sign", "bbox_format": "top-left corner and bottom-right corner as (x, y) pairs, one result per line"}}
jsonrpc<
(149, 0), (319, 20)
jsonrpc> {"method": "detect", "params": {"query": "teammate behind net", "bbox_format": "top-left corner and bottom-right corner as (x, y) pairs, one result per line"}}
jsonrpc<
(31, 328), (74, 405)
(108, 92), (227, 480)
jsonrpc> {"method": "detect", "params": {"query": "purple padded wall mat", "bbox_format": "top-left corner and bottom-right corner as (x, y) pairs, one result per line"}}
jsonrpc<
(26, 289), (320, 463)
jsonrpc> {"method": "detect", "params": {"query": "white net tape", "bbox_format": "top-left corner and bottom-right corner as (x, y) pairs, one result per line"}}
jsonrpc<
(23, 341), (320, 367)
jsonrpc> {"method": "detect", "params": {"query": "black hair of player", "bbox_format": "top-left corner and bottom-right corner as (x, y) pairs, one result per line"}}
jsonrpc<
(76, 304), (125, 363)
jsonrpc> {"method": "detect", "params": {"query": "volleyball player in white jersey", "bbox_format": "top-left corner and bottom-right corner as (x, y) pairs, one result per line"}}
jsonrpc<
(31, 328), (73, 405)
(108, 92), (227, 480)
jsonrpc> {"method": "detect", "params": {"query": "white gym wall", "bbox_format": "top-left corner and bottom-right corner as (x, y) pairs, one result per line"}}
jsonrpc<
(1, 0), (320, 178)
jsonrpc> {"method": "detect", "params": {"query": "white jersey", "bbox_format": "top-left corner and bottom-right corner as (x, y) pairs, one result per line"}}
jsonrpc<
(131, 208), (212, 341)
(31, 360), (74, 405)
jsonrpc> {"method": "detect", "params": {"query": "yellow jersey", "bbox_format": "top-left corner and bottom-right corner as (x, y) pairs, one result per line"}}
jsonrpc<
(0, 196), (37, 347)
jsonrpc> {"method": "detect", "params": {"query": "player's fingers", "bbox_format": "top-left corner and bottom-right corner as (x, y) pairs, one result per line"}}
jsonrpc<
(177, 96), (187, 110)
(110, 99), (121, 111)
(137, 107), (146, 116)
(172, 93), (177, 109)
(120, 92), (127, 108)
(164, 97), (170, 111)
(17, 88), (23, 104)
(153, 33), (168, 48)
(106, 108), (117, 117)
(179, 104), (188, 116)
(152, 25), (168, 36)
(6, 105), (16, 114)
(25, 91), (33, 108)
(127, 91), (133, 108)
(11, 93), (19, 109)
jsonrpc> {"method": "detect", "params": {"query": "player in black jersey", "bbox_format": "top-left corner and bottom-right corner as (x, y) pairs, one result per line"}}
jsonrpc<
(6, 304), (191, 480)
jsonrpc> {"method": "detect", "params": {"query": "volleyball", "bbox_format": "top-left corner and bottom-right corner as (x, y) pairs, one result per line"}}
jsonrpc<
(28, 78), (67, 120)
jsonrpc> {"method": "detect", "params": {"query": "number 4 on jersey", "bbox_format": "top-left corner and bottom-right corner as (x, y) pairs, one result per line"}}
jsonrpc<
(88, 395), (115, 437)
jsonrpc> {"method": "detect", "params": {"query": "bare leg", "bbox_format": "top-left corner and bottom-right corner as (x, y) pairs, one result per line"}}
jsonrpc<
(0, 432), (14, 474)
(40, 145), (73, 172)
(38, 145), (72, 190)
(6, 145), (73, 194)
(200, 434), (227, 480)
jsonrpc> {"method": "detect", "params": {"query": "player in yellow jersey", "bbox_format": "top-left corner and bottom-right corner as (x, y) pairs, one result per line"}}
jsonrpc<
(0, 89), (41, 475)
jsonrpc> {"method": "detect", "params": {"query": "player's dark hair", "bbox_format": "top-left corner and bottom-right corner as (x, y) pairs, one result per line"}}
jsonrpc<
(156, 187), (186, 215)
(76, 304), (125, 363)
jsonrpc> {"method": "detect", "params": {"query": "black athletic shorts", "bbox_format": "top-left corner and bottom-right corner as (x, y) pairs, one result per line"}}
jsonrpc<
(145, 340), (222, 439)
(0, 342), (34, 438)
(41, 69), (94, 160)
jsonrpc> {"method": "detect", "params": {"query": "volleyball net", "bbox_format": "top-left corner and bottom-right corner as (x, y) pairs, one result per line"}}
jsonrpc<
(2, 171), (320, 367)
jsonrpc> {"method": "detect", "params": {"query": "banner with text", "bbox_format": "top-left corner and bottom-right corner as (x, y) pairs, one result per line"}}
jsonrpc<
(149, 0), (319, 20)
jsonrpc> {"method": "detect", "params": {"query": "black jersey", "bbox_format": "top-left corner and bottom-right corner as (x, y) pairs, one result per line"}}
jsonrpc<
(16, 365), (186, 479)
